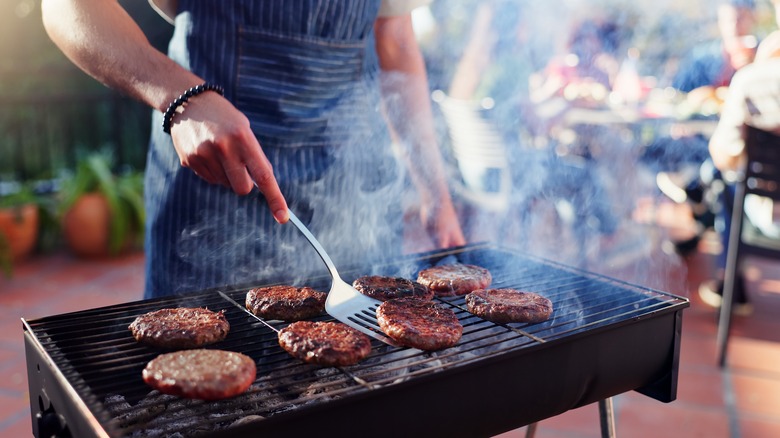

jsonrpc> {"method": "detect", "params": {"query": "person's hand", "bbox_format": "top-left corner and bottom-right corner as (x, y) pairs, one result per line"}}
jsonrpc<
(169, 91), (289, 223)
(420, 200), (466, 249)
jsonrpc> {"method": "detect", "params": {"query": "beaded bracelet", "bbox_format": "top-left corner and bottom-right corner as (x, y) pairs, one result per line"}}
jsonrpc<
(162, 82), (224, 134)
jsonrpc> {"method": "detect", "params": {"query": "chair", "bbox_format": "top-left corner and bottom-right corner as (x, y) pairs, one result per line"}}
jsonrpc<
(716, 126), (780, 367)
(432, 90), (514, 214)
(432, 90), (615, 262)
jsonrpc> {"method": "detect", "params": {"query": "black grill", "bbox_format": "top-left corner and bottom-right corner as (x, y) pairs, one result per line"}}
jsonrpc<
(23, 244), (689, 438)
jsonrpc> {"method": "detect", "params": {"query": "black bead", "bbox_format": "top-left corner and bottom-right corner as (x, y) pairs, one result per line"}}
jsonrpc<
(162, 82), (224, 134)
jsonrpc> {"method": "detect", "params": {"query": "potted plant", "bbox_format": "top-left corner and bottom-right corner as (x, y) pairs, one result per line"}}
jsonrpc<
(0, 184), (41, 276)
(58, 152), (145, 258)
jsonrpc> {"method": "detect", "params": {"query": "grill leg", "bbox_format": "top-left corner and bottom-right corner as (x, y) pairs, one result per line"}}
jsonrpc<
(599, 398), (616, 438)
(526, 398), (614, 438)
(524, 422), (538, 438)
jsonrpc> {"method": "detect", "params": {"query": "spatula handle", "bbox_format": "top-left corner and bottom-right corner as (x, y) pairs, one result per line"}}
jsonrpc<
(287, 209), (342, 281)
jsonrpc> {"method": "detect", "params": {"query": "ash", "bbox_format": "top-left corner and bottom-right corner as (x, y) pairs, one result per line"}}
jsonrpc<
(103, 383), (284, 437)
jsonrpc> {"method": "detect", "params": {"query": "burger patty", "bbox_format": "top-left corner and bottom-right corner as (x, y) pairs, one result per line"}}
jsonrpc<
(246, 285), (326, 321)
(416, 263), (492, 297)
(465, 288), (553, 324)
(142, 349), (256, 400)
(278, 321), (372, 366)
(376, 298), (462, 350)
(128, 307), (230, 349)
(352, 275), (433, 301)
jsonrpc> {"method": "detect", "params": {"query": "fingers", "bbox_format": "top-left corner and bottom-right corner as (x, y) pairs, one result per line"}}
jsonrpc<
(168, 96), (288, 223)
(246, 158), (289, 224)
(445, 227), (467, 248)
(223, 161), (255, 195)
(191, 152), (288, 224)
(436, 224), (466, 249)
(183, 150), (231, 188)
(421, 204), (466, 249)
(191, 150), (288, 224)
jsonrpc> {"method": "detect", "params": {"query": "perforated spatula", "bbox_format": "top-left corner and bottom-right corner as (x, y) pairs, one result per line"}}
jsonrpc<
(287, 209), (398, 346)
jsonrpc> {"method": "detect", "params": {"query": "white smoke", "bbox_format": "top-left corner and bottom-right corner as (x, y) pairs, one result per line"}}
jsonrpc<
(414, 0), (780, 294)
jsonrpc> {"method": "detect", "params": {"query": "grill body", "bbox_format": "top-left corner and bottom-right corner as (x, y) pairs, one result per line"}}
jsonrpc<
(23, 244), (688, 438)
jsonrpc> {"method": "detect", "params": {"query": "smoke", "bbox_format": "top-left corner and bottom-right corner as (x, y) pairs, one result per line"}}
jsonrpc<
(171, 72), (416, 293)
(414, 0), (779, 294)
(164, 0), (780, 296)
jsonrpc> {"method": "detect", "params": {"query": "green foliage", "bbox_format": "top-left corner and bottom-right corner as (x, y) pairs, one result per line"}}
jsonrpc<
(0, 184), (37, 209)
(0, 182), (52, 278)
(58, 152), (145, 255)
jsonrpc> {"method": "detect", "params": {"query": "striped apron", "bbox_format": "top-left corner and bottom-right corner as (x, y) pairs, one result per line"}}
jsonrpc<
(144, 0), (403, 298)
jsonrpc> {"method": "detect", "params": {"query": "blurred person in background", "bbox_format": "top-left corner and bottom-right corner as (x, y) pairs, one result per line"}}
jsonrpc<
(649, 0), (758, 255)
(528, 16), (622, 112)
(447, 0), (544, 133)
(698, 0), (780, 313)
(445, 3), (625, 250)
(525, 15), (627, 243)
(672, 0), (758, 93)
(41, 0), (465, 298)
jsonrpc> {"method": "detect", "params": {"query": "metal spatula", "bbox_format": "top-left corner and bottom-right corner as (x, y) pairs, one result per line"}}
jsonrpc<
(287, 209), (398, 346)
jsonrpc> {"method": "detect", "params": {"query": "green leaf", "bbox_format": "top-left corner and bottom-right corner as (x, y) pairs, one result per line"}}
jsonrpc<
(85, 155), (127, 254)
(0, 185), (36, 209)
(58, 160), (97, 215)
(118, 176), (145, 231)
(56, 151), (146, 256)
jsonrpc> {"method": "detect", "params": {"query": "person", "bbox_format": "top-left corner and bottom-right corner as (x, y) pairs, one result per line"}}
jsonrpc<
(651, 0), (758, 255)
(699, 0), (780, 314)
(436, 0), (545, 243)
(526, 15), (624, 242)
(528, 16), (621, 112)
(41, 0), (465, 298)
(447, 0), (546, 124)
(671, 0), (758, 94)
(443, 5), (623, 254)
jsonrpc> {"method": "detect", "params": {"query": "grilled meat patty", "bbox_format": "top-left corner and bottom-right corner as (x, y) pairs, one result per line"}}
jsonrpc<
(352, 275), (433, 301)
(246, 285), (326, 321)
(376, 298), (462, 350)
(416, 263), (492, 297)
(465, 288), (553, 323)
(142, 349), (256, 400)
(128, 307), (230, 349)
(278, 321), (372, 366)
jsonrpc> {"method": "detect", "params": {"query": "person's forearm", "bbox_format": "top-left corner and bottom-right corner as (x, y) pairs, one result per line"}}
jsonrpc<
(375, 15), (452, 206)
(42, 0), (290, 220)
(41, 0), (201, 113)
(709, 133), (744, 172)
(447, 3), (495, 100)
(708, 84), (748, 173)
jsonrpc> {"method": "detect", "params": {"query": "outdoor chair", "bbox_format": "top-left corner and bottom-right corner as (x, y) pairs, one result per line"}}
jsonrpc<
(432, 90), (514, 214)
(717, 126), (780, 367)
(432, 90), (616, 261)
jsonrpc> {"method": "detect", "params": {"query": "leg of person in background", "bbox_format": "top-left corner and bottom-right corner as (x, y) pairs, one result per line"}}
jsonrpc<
(698, 180), (753, 315)
(656, 158), (720, 255)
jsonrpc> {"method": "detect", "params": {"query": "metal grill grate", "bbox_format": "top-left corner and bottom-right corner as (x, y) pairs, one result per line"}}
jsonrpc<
(23, 244), (689, 438)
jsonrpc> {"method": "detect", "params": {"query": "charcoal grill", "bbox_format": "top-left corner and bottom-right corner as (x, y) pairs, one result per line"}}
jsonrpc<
(23, 243), (688, 438)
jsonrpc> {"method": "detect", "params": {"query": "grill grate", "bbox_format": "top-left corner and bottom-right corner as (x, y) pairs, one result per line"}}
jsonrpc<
(24, 244), (688, 438)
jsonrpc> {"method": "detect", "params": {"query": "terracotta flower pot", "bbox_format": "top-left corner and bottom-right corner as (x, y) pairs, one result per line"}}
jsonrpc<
(62, 193), (113, 258)
(0, 203), (40, 262)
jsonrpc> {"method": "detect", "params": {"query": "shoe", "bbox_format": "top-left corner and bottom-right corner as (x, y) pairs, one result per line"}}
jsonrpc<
(672, 234), (701, 256)
(685, 183), (704, 204)
(656, 172), (688, 204)
(698, 280), (723, 307)
(656, 168), (700, 204)
(698, 280), (753, 316)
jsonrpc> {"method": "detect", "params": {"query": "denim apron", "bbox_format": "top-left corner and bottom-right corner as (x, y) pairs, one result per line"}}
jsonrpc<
(144, 0), (403, 298)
